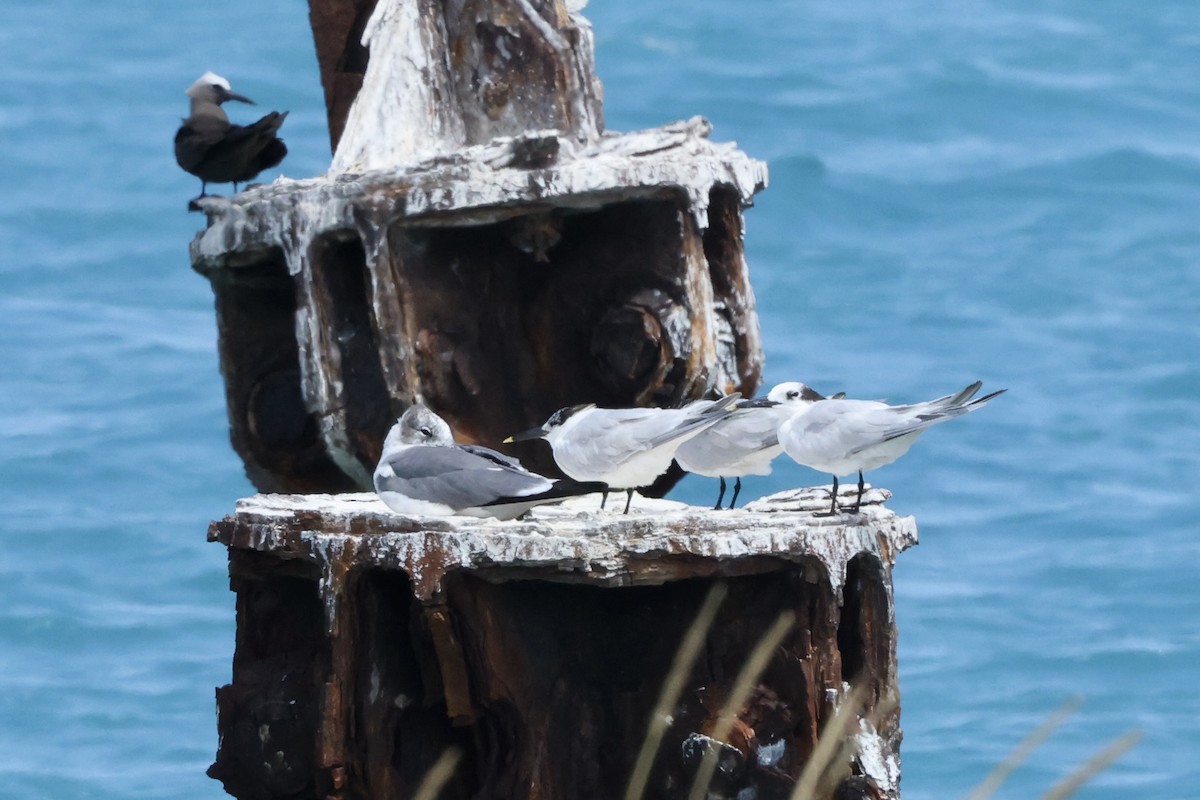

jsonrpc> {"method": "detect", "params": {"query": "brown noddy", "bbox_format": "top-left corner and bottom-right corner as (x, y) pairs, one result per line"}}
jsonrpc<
(174, 71), (288, 200)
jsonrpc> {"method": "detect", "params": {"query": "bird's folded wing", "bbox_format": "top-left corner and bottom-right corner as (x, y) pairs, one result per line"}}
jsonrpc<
(643, 411), (722, 450)
(890, 381), (982, 414)
(724, 410), (784, 449)
(458, 443), (525, 469)
(844, 406), (953, 452)
(174, 117), (231, 170)
(695, 414), (781, 459)
(644, 393), (741, 450)
(222, 115), (284, 145)
(597, 408), (667, 452)
(788, 402), (892, 455)
(379, 447), (553, 508)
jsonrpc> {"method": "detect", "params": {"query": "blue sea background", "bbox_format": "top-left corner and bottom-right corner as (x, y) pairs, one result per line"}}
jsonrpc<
(2, 0), (1197, 797)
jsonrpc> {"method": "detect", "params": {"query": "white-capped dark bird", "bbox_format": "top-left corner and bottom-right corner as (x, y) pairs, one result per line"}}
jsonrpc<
(778, 381), (1005, 516)
(675, 382), (828, 509)
(174, 71), (288, 200)
(374, 404), (605, 520)
(505, 394), (740, 513)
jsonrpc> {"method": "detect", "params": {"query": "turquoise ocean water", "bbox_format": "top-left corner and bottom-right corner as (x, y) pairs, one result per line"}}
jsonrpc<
(1, 1), (1197, 797)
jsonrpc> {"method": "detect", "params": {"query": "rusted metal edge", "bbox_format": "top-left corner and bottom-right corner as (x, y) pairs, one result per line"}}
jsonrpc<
(189, 120), (768, 270)
(208, 489), (919, 610)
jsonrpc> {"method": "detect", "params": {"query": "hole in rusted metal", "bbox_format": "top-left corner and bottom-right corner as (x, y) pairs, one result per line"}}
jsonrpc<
(838, 554), (888, 695)
(310, 233), (392, 468)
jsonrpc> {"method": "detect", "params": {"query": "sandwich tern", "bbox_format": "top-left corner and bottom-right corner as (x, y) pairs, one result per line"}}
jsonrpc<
(675, 382), (828, 509)
(506, 394), (740, 513)
(778, 381), (1005, 516)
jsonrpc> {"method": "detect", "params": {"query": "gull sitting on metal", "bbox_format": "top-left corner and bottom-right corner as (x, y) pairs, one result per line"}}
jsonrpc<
(675, 382), (831, 510)
(174, 71), (288, 201)
(778, 381), (1005, 516)
(374, 404), (606, 520)
(505, 394), (741, 513)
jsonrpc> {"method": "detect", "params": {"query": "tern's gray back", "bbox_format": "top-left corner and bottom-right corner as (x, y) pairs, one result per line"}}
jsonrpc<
(546, 398), (736, 486)
(675, 407), (781, 473)
(562, 405), (702, 464)
(552, 407), (665, 471)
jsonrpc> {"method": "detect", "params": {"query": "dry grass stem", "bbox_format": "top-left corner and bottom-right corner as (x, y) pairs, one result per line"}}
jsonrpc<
(687, 611), (796, 800)
(790, 682), (870, 800)
(814, 691), (900, 798)
(1040, 729), (1143, 800)
(624, 582), (729, 800)
(412, 746), (463, 800)
(961, 695), (1084, 800)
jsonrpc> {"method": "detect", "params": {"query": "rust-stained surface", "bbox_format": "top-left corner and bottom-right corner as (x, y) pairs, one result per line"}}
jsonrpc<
(203, 253), (359, 494)
(192, 120), (767, 493)
(439, 0), (604, 147)
(306, 0), (377, 152)
(325, 0), (604, 173)
(196, 0), (766, 496)
(207, 487), (916, 799)
(306, 0), (602, 155)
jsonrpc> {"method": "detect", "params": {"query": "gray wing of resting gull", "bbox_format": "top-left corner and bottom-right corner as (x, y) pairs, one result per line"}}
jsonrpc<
(675, 381), (830, 509)
(374, 404), (605, 520)
(174, 71), (288, 200)
(505, 393), (741, 513)
(779, 380), (1006, 516)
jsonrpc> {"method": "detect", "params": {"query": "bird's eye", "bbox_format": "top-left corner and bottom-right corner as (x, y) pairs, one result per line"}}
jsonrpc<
(787, 390), (799, 400)
(211, 84), (222, 91)
(419, 427), (433, 437)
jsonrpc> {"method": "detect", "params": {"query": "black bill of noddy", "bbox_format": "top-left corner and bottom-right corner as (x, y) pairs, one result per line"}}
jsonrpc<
(174, 71), (288, 203)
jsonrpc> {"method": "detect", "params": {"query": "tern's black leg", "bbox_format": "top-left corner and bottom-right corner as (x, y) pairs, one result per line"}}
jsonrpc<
(847, 470), (865, 513)
(623, 489), (634, 514)
(600, 490), (608, 510)
(714, 477), (727, 510)
(814, 475), (840, 517)
(233, 181), (240, 193)
(728, 477), (743, 510)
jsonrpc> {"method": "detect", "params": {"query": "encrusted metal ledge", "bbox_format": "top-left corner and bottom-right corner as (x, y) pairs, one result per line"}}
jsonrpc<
(210, 486), (917, 603)
(189, 117), (768, 271)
